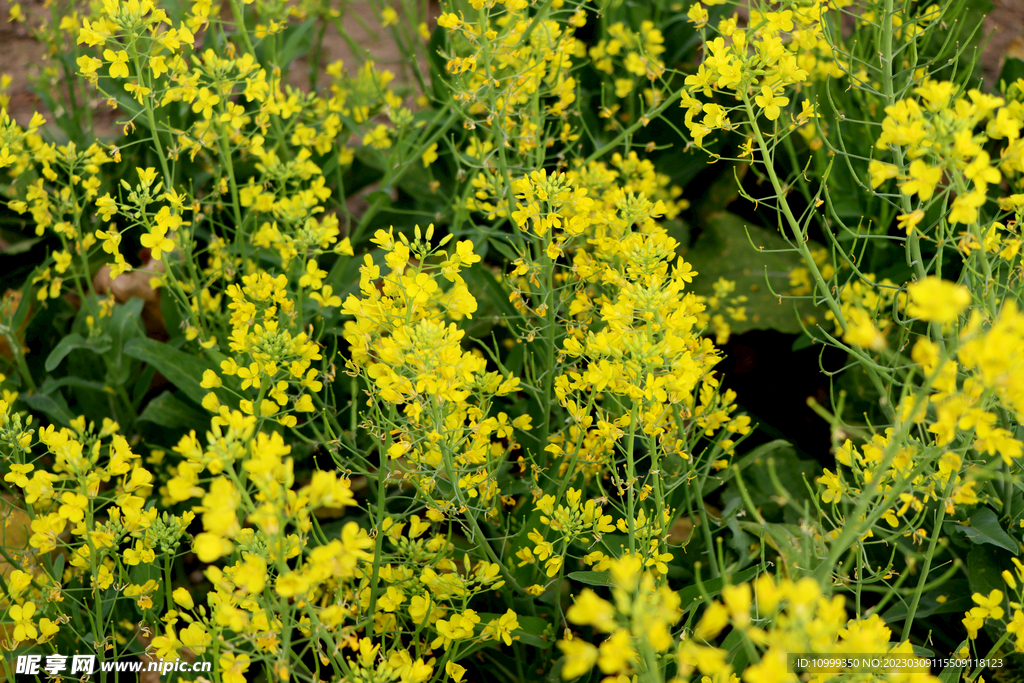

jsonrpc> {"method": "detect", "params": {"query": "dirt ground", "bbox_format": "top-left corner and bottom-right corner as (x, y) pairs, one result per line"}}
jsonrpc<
(0, 0), (1021, 128)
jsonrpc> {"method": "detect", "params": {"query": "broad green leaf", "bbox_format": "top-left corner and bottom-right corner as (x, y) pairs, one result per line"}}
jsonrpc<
(488, 236), (522, 265)
(683, 212), (820, 335)
(462, 264), (518, 322)
(364, 190), (393, 209)
(567, 571), (612, 586)
(956, 507), (1018, 555)
(966, 545), (1011, 643)
(702, 439), (794, 498)
(123, 337), (218, 406)
(277, 18), (317, 69)
(103, 298), (144, 387)
(678, 565), (762, 608)
(968, 545), (1007, 596)
(1000, 58), (1024, 91)
(44, 377), (116, 394)
(881, 580), (972, 621)
(44, 333), (113, 372)
(0, 231), (42, 256)
(939, 641), (968, 683)
(721, 627), (750, 674)
(137, 391), (208, 430)
(21, 391), (75, 427)
(739, 520), (810, 575)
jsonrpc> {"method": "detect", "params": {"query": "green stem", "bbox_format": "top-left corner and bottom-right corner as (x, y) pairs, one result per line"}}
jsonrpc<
(130, 53), (172, 187)
(741, 93), (847, 331)
(901, 473), (956, 637)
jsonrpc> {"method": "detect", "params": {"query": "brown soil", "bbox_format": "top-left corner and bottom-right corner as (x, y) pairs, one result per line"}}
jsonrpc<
(983, 0), (1024, 87)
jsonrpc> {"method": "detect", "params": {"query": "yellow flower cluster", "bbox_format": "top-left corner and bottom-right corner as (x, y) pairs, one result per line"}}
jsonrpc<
(205, 271), (324, 426)
(437, 0), (583, 153)
(871, 79), (1024, 239)
(343, 226), (525, 513)
(681, 0), (839, 148)
(558, 554), (682, 679)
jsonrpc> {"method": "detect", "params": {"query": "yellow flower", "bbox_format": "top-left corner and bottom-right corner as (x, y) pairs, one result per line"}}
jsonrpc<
(363, 124), (392, 150)
(598, 629), (637, 674)
(445, 662), (466, 682)
(192, 88), (220, 119)
(37, 618), (59, 643)
(694, 601), (729, 640)
(558, 639), (598, 679)
(868, 160), (899, 188)
(381, 7), (398, 26)
(948, 189), (987, 225)
(687, 3), (709, 27)
(11, 602), (38, 641)
(193, 533), (233, 562)
(437, 12), (461, 29)
(140, 225), (174, 261)
(200, 369), (222, 389)
(172, 587), (194, 610)
(103, 49), (129, 79)
(77, 55), (103, 76)
(743, 647), (788, 683)
(422, 142), (439, 167)
(482, 609), (519, 646)
(220, 653), (250, 683)
(906, 277), (971, 324)
(817, 468), (846, 503)
(754, 85), (789, 121)
(900, 159), (943, 200)
(896, 209), (924, 234)
(96, 194), (118, 221)
(842, 307), (887, 351)
(53, 250), (73, 274)
(971, 589), (1005, 620)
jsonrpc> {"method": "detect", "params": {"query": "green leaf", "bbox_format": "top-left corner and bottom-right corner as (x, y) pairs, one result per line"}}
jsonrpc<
(44, 377), (116, 394)
(693, 164), (747, 219)
(1000, 58), (1024, 91)
(137, 391), (208, 430)
(881, 580), (972, 621)
(488, 236), (521, 264)
(21, 391), (75, 427)
(123, 338), (218, 406)
(720, 627), (749, 673)
(740, 521), (810, 575)
(103, 298), (144, 386)
(45, 333), (113, 372)
(956, 507), (1018, 555)
(0, 231), (42, 255)
(567, 571), (612, 586)
(678, 565), (762, 608)
(428, 25), (451, 101)
(365, 190), (393, 209)
(684, 212), (820, 334)
(939, 641), (968, 683)
(702, 439), (795, 498)
(277, 18), (317, 69)
(462, 264), (518, 321)
(966, 545), (1010, 640)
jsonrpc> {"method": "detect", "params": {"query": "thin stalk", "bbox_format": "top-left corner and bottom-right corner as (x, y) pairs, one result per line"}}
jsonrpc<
(901, 473), (956, 637)
(741, 93), (847, 331)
